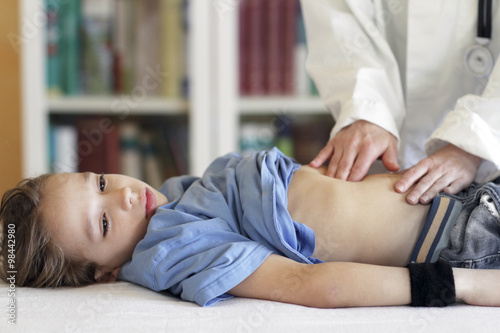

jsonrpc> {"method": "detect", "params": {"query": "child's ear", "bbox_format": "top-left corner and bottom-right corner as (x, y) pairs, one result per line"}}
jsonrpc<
(94, 267), (121, 282)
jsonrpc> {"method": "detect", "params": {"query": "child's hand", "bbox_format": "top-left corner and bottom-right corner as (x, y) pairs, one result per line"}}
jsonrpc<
(454, 268), (500, 307)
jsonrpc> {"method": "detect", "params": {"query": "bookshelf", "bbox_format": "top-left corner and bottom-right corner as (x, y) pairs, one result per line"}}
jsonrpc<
(21, 0), (329, 181)
(22, 0), (213, 178)
(211, 0), (330, 164)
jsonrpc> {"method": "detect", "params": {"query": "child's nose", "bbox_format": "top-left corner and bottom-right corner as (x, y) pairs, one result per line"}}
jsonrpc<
(117, 187), (133, 210)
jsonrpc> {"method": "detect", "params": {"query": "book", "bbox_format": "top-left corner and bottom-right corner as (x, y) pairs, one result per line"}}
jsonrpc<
(161, 0), (185, 97)
(239, 0), (312, 97)
(141, 131), (164, 189)
(274, 115), (294, 157)
(49, 117), (192, 183)
(238, 0), (250, 95)
(80, 0), (114, 95)
(50, 124), (78, 173)
(113, 0), (135, 95)
(119, 122), (143, 180)
(294, 7), (310, 96)
(59, 0), (81, 95)
(77, 117), (120, 174)
(181, 0), (190, 97)
(164, 123), (188, 175)
(150, 125), (178, 179)
(134, 0), (162, 96)
(265, 0), (284, 94)
(46, 0), (82, 96)
(46, 0), (190, 98)
(241, 0), (266, 95)
(46, 0), (61, 97)
(282, 0), (298, 95)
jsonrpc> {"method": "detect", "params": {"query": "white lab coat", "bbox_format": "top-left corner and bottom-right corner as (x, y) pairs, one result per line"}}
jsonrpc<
(301, 0), (500, 182)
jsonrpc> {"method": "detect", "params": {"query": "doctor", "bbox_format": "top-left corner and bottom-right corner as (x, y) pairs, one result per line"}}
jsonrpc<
(301, 0), (500, 204)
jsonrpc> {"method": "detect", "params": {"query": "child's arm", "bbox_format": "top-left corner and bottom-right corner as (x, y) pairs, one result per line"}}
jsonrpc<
(229, 254), (500, 308)
(229, 254), (412, 307)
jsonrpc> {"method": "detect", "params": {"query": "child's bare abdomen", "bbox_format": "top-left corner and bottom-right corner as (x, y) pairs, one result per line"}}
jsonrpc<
(287, 166), (430, 267)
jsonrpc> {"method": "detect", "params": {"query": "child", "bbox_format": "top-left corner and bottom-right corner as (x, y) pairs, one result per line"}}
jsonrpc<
(1, 148), (500, 308)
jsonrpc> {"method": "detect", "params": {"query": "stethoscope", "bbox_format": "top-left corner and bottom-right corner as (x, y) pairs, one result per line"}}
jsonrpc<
(464, 0), (494, 78)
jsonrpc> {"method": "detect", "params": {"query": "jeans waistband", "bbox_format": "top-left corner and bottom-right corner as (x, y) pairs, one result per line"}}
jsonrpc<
(410, 195), (463, 263)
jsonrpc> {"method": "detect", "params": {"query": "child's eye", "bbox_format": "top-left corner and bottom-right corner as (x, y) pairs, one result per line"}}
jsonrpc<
(102, 213), (109, 237)
(99, 173), (106, 192)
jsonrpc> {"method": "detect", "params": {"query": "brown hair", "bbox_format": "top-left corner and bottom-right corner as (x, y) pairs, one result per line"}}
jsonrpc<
(0, 174), (97, 287)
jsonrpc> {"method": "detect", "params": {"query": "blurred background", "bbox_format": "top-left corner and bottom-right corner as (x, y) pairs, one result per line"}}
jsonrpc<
(0, 0), (333, 194)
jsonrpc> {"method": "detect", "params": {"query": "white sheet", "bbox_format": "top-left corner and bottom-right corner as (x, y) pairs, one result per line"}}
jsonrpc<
(1, 280), (499, 332)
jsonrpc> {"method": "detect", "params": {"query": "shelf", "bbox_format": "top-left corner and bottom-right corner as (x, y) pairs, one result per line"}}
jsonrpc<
(238, 96), (327, 115)
(48, 96), (325, 116)
(48, 96), (189, 115)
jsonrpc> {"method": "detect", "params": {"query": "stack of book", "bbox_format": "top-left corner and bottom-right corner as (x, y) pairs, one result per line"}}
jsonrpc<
(238, 0), (317, 96)
(50, 118), (188, 188)
(46, 0), (187, 97)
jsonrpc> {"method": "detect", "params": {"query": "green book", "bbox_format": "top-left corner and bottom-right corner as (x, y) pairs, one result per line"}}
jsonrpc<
(46, 0), (61, 96)
(59, 0), (81, 95)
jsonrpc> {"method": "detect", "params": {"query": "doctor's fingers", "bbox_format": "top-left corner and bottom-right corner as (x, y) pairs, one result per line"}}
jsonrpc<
(346, 145), (385, 181)
(380, 142), (400, 172)
(324, 146), (342, 178)
(310, 140), (335, 168)
(401, 159), (465, 204)
(442, 176), (473, 195)
(407, 167), (475, 205)
(407, 172), (457, 205)
(395, 161), (432, 203)
(323, 141), (359, 179)
(328, 137), (389, 180)
(330, 144), (380, 181)
(330, 147), (359, 180)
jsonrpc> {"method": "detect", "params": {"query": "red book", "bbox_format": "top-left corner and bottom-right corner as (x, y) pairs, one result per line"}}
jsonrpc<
(282, 0), (298, 95)
(239, 0), (250, 95)
(105, 120), (120, 174)
(77, 117), (120, 174)
(246, 0), (265, 95)
(265, 0), (283, 95)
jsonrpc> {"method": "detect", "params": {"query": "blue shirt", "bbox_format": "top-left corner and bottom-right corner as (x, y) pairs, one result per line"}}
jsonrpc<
(118, 148), (321, 306)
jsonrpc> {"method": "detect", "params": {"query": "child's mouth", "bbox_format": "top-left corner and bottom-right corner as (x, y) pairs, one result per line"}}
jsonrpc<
(144, 188), (157, 219)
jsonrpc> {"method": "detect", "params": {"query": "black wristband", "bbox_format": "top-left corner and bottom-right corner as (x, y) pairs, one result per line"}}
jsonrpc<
(407, 260), (456, 307)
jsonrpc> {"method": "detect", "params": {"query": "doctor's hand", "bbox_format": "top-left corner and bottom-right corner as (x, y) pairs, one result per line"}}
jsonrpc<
(309, 120), (400, 181)
(395, 144), (482, 205)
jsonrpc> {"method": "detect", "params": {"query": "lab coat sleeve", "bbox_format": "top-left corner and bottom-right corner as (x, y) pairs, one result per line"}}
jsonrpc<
(426, 57), (500, 183)
(301, 0), (406, 142)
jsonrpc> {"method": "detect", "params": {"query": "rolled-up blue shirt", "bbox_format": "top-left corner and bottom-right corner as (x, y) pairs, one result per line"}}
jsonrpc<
(118, 148), (321, 306)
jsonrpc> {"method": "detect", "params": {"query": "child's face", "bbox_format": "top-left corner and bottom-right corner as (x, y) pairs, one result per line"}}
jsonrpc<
(41, 172), (168, 279)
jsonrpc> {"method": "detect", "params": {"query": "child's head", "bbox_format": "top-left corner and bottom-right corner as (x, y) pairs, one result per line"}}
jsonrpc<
(0, 172), (168, 287)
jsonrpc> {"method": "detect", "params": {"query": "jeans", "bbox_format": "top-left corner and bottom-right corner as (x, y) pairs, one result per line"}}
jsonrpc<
(438, 182), (500, 269)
